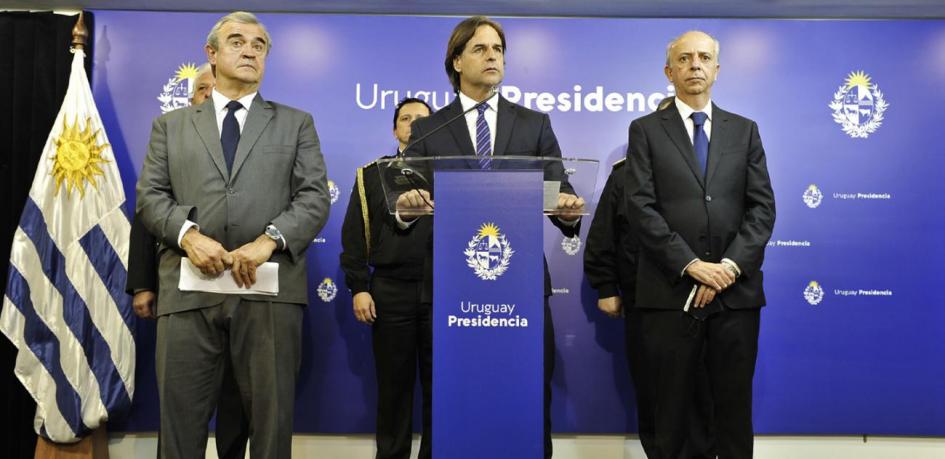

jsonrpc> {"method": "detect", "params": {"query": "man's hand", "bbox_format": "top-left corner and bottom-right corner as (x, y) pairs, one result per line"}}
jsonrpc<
(181, 228), (230, 276)
(685, 260), (736, 292)
(132, 290), (157, 319)
(353, 292), (376, 324)
(228, 235), (277, 288)
(395, 189), (434, 219)
(556, 192), (585, 222)
(597, 296), (622, 318)
(692, 284), (717, 308)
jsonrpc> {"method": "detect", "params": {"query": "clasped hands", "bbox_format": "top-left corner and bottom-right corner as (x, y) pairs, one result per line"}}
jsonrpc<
(685, 260), (737, 309)
(181, 228), (276, 288)
(395, 190), (585, 220)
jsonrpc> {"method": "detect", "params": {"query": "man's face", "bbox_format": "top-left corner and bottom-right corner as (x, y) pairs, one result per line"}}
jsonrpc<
(206, 21), (268, 87)
(191, 71), (215, 105)
(393, 102), (431, 147)
(664, 31), (719, 98)
(453, 25), (505, 94)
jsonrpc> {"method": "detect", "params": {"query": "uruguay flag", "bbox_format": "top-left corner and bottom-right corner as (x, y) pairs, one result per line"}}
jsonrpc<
(0, 47), (134, 442)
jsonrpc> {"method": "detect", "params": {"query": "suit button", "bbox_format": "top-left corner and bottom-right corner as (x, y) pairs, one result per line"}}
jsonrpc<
(705, 195), (712, 202)
(705, 251), (711, 256)
(227, 187), (235, 195)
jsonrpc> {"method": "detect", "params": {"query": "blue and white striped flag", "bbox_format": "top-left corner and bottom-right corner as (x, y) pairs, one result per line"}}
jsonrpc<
(0, 48), (134, 443)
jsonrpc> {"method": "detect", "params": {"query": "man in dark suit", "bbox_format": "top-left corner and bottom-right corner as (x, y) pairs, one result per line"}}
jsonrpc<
(624, 31), (775, 459)
(340, 97), (433, 459)
(584, 113), (714, 458)
(396, 16), (584, 458)
(136, 11), (330, 458)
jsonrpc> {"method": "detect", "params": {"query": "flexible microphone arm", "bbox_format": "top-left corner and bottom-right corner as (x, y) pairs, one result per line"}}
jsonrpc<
(399, 87), (499, 158)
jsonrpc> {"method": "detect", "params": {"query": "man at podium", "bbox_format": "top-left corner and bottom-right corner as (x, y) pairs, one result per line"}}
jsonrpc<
(396, 15), (584, 458)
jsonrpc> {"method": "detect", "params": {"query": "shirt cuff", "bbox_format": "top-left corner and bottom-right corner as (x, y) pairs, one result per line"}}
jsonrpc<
(721, 258), (742, 277)
(681, 258), (699, 277)
(178, 220), (199, 248)
(556, 216), (581, 227)
(394, 211), (415, 230)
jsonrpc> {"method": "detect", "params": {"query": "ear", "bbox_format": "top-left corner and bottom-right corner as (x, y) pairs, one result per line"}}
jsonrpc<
(205, 44), (217, 66)
(664, 65), (672, 81)
(453, 55), (462, 74)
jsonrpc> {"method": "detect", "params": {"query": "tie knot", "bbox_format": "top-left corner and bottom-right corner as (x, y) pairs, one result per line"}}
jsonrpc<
(691, 111), (707, 127)
(476, 104), (489, 115)
(226, 100), (243, 112)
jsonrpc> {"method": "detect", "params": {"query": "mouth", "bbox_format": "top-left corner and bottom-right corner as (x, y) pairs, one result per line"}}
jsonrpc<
(484, 67), (499, 73)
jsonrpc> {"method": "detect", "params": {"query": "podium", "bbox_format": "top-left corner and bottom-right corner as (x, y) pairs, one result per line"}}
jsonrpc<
(376, 156), (598, 459)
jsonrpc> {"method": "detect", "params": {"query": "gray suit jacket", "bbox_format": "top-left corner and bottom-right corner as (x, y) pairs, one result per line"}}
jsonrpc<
(136, 94), (330, 315)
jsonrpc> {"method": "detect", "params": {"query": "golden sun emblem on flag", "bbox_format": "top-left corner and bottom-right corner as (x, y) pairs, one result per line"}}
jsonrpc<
(50, 116), (110, 197)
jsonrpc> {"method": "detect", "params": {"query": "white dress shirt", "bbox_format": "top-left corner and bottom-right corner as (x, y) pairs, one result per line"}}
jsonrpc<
(458, 90), (498, 155)
(674, 97), (713, 144)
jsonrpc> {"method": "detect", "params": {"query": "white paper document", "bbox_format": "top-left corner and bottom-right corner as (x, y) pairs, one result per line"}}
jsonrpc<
(179, 258), (279, 296)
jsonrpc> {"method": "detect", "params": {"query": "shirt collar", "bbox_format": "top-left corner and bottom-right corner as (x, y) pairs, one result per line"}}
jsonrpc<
(211, 88), (257, 113)
(458, 89), (499, 113)
(674, 97), (713, 121)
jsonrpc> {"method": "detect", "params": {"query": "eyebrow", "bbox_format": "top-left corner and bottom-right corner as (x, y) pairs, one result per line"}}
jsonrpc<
(225, 33), (267, 45)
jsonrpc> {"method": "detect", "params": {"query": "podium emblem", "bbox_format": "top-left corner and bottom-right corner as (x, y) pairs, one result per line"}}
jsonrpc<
(464, 223), (514, 281)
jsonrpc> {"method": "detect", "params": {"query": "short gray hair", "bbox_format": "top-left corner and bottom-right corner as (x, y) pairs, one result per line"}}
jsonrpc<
(665, 31), (719, 66)
(188, 63), (212, 99)
(206, 11), (272, 53)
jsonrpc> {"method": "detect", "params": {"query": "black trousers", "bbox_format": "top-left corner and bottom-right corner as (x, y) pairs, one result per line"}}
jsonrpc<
(637, 307), (760, 459)
(371, 277), (432, 459)
(626, 306), (715, 459)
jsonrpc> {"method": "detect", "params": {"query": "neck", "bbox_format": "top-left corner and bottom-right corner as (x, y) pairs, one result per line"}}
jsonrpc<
(215, 80), (259, 100)
(459, 85), (494, 103)
(677, 92), (710, 111)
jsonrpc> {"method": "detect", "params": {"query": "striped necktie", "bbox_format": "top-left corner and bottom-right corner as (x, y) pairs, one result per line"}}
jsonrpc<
(475, 104), (492, 169)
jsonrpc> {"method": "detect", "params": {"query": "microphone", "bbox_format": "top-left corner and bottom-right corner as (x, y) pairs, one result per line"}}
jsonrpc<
(399, 86), (499, 158)
(389, 87), (499, 213)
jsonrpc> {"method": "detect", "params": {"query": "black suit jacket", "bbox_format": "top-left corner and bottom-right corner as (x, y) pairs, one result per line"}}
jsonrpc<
(125, 212), (158, 294)
(583, 159), (639, 302)
(625, 101), (775, 311)
(404, 95), (580, 301)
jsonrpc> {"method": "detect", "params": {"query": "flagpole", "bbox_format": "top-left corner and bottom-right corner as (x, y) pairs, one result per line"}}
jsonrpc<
(32, 12), (109, 459)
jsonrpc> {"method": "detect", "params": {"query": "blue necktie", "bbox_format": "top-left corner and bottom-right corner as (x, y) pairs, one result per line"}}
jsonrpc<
(221, 100), (243, 173)
(691, 111), (708, 178)
(475, 104), (492, 169)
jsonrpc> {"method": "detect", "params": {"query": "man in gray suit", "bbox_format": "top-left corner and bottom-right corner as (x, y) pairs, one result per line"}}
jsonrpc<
(136, 11), (330, 458)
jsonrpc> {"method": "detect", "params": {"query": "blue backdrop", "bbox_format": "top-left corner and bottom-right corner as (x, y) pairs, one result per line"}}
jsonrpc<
(92, 11), (945, 435)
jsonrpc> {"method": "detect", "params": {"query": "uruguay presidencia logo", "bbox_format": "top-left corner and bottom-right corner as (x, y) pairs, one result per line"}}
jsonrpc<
(829, 71), (888, 139)
(804, 281), (825, 306)
(802, 184), (823, 209)
(561, 235), (582, 256)
(328, 179), (340, 204)
(465, 223), (514, 281)
(317, 278), (338, 302)
(157, 63), (200, 114)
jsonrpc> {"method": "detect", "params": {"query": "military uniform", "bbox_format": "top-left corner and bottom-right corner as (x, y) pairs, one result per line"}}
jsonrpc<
(340, 155), (433, 459)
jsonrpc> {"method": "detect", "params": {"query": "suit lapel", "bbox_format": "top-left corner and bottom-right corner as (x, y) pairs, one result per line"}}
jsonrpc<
(660, 104), (705, 189)
(230, 93), (273, 181)
(444, 98), (477, 158)
(493, 96), (515, 157)
(192, 99), (229, 181)
(704, 103), (728, 187)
